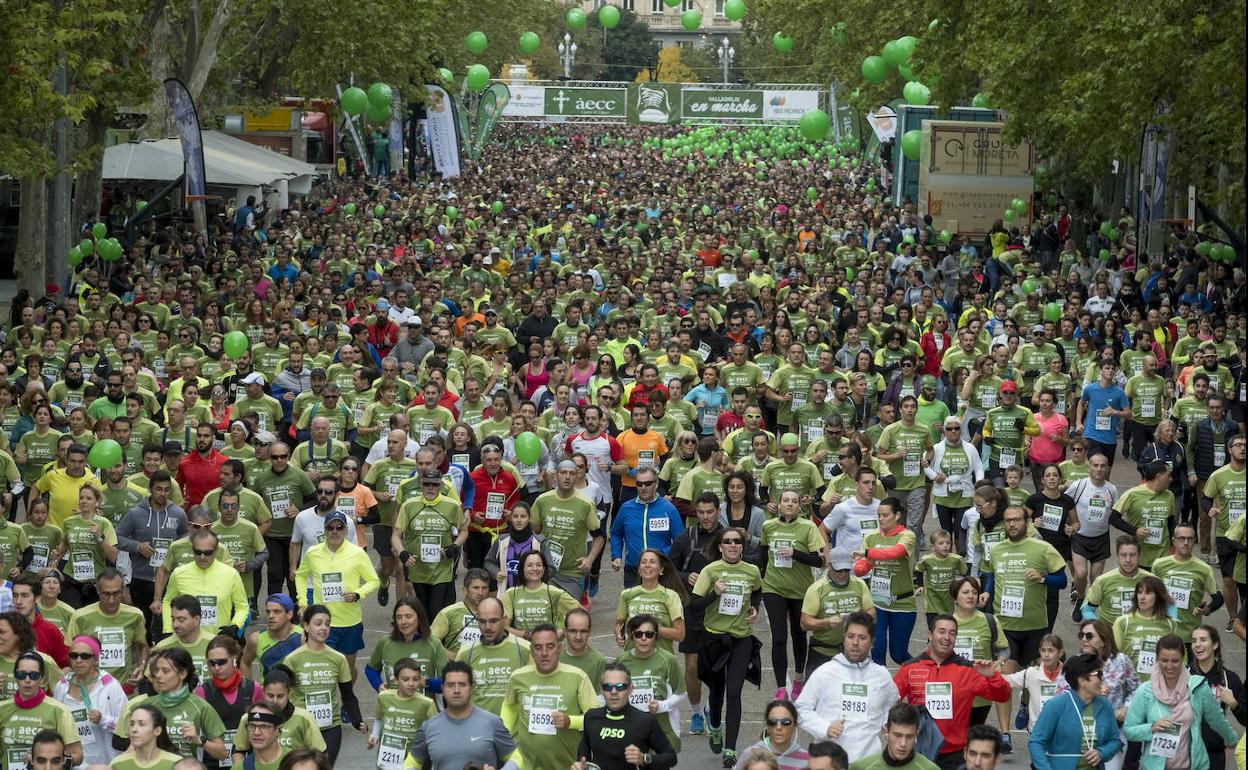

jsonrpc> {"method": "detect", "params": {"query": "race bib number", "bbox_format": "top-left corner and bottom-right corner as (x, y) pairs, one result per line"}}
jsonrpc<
(859, 516), (879, 534)
(527, 694), (560, 735)
(1165, 577), (1192, 609)
(419, 428), (436, 445)
(840, 683), (870, 721)
(697, 341), (712, 362)
(1087, 497), (1109, 525)
(1143, 525), (1163, 545)
(1094, 411), (1111, 432)
(981, 390), (998, 408)
(270, 496), (291, 519)
(1230, 504), (1246, 525)
(904, 453), (921, 478)
(870, 574), (892, 602)
(791, 391), (807, 409)
(71, 551), (96, 582)
(377, 734), (408, 770)
(1150, 725), (1180, 759)
(1136, 641), (1157, 674)
(1117, 588), (1134, 615)
(547, 542), (564, 571)
(73, 708), (95, 745)
(1000, 585), (1026, 618)
(701, 408), (720, 431)
(458, 622), (481, 648)
(823, 462), (837, 480)
(199, 596), (219, 627)
(485, 492), (506, 524)
(1140, 399), (1156, 418)
(151, 538), (171, 569)
(1038, 682), (1057, 708)
(718, 588), (744, 616)
(420, 534), (443, 563)
(954, 635), (975, 660)
(322, 572), (345, 602)
(1039, 503), (1064, 531)
(29, 544), (49, 571)
(306, 690), (334, 728)
(629, 687), (655, 711)
(998, 448), (1017, 468)
(98, 628), (126, 670)
(925, 682), (954, 720)
(648, 515), (670, 533)
(1214, 447), (1226, 466)
(806, 425), (824, 444)
(637, 451), (656, 469)
(771, 540), (793, 569)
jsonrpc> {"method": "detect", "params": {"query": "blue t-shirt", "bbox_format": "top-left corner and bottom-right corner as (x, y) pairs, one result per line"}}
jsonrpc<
(1080, 381), (1127, 444)
(684, 384), (730, 435)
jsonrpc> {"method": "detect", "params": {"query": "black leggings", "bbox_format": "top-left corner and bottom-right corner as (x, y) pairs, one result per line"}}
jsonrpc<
(804, 647), (835, 680)
(411, 580), (456, 621)
(699, 632), (752, 752)
(321, 726), (342, 764)
(936, 504), (969, 554)
(264, 535), (295, 602)
(762, 593), (806, 688)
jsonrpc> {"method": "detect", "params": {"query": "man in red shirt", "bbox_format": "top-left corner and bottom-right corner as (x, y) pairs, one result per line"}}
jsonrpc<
(625, 364), (669, 409)
(466, 444), (524, 570)
(893, 614), (1011, 770)
(176, 424), (227, 506)
(12, 576), (68, 667)
(919, 314), (953, 380)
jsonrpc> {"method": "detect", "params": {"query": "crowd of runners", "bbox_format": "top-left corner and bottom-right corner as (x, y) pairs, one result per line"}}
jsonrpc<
(0, 122), (1243, 770)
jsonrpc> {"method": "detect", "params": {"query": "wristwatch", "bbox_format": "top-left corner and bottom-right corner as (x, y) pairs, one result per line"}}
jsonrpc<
(643, 751), (654, 765)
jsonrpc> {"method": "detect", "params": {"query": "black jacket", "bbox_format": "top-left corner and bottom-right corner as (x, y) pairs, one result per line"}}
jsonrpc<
(579, 706), (677, 770)
(1192, 418), (1241, 479)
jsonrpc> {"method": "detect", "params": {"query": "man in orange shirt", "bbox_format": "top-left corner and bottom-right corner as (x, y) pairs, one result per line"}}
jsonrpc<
(616, 403), (669, 504)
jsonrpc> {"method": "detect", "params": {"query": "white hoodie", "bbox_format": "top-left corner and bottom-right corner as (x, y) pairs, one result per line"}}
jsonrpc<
(795, 652), (900, 763)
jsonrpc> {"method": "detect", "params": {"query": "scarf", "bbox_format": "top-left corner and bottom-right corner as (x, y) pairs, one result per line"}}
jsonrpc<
(1152, 666), (1195, 770)
(158, 684), (192, 709)
(15, 689), (47, 709)
(212, 670), (243, 694)
(72, 674), (101, 710)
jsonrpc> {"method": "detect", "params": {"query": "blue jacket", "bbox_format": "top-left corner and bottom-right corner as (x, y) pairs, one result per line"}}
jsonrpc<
(1029, 690), (1122, 770)
(610, 495), (684, 568)
(1123, 673), (1239, 770)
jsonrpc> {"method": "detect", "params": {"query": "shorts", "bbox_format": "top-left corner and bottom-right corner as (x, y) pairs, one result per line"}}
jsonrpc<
(679, 609), (704, 654)
(1216, 537), (1238, 579)
(327, 623), (366, 655)
(1004, 627), (1043, 666)
(1071, 532), (1110, 563)
(373, 525), (393, 557)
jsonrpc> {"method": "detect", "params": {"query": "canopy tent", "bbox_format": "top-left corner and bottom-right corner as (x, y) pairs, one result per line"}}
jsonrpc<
(102, 130), (323, 209)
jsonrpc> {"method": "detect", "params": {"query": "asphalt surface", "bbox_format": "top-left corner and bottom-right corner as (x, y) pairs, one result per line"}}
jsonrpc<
(306, 457), (1245, 770)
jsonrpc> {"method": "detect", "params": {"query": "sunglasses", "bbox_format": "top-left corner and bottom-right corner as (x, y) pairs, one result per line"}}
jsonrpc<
(601, 682), (629, 692)
(190, 522), (211, 530)
(207, 658), (230, 667)
(193, 548), (216, 557)
(767, 718), (794, 727)
(325, 524), (347, 532)
(317, 490), (337, 496)
(68, 652), (94, 661)
(270, 453), (289, 460)
(721, 538), (743, 545)
(636, 480), (657, 487)
(946, 426), (961, 431)
(14, 671), (42, 681)
(1078, 632), (1097, 640)
(632, 630), (657, 639)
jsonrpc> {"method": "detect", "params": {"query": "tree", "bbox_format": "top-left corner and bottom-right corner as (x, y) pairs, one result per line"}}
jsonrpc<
(646, 46), (699, 83)
(596, 9), (659, 82)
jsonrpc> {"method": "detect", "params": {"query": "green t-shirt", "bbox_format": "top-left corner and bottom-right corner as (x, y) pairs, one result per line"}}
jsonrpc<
(108, 750), (184, 770)
(559, 648), (607, 690)
(916, 553), (967, 616)
(1124, 374), (1166, 426)
(460, 636), (532, 714)
(152, 629), (213, 682)
(673, 467), (724, 503)
(982, 405), (1034, 465)
(760, 517), (826, 599)
(502, 584), (580, 632)
(59, 514), (118, 583)
(530, 491), (600, 581)
(210, 518), (265, 596)
(931, 443), (975, 507)
(0, 523), (31, 578)
(18, 429), (62, 485)
(615, 647), (686, 751)
(850, 750), (940, 770)
(116, 692), (225, 758)
(615, 585), (685, 654)
(394, 495), (463, 585)
(248, 466), (316, 538)
(504, 663), (598, 770)
(1113, 612), (1177, 681)
(284, 644), (354, 729)
(100, 483), (148, 526)
(66, 603), (147, 678)
(429, 601), (482, 653)
(656, 455), (697, 495)
(1059, 460), (1090, 484)
(766, 364), (818, 426)
(367, 636), (450, 690)
(1204, 463), (1246, 538)
(982, 537), (1067, 631)
(1113, 485), (1175, 568)
(863, 527), (917, 611)
(1152, 556), (1218, 637)
(800, 575), (874, 653)
(374, 690), (436, 762)
(1085, 568), (1152, 627)
(692, 559), (762, 638)
(760, 458), (824, 499)
(364, 458), (419, 527)
(877, 422), (933, 491)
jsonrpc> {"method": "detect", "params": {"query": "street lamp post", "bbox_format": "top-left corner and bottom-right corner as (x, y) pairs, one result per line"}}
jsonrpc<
(558, 32), (578, 79)
(717, 36), (735, 84)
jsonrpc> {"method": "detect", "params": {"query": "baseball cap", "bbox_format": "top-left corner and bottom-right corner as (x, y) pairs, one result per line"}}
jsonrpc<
(779, 433), (801, 448)
(828, 547), (855, 571)
(489, 246), (502, 255)
(483, 306), (498, 316)
(310, 368), (327, 379)
(254, 430), (278, 445)
(376, 298), (391, 312)
(324, 510), (350, 529)
(241, 372), (266, 386)
(1000, 380), (1019, 394)
(266, 594), (295, 611)
(419, 468), (442, 483)
(162, 441), (183, 455)
(1031, 324), (1046, 335)
(482, 256), (494, 266)
(406, 316), (423, 327)
(920, 374), (937, 388)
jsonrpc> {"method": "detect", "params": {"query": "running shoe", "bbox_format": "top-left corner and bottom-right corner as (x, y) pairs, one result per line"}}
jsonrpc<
(690, 709), (706, 735)
(790, 679), (804, 699)
(722, 749), (737, 768)
(774, 687), (788, 701)
(378, 586), (390, 607)
(1228, 619), (1235, 632)
(709, 727), (723, 755)
(1001, 733), (1014, 754)
(579, 591), (592, 611)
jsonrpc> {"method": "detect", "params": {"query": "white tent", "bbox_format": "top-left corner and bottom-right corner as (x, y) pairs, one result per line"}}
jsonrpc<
(102, 131), (323, 209)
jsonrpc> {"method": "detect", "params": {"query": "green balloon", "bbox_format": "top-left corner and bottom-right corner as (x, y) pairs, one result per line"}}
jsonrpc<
(1021, 278), (1037, 294)
(105, 238), (123, 261)
(87, 439), (122, 470)
(465, 31), (488, 55)
(599, 5), (620, 28)
(223, 331), (249, 359)
(939, 230), (952, 244)
(1035, 164), (1048, 177)
(137, 200), (147, 211)
(1044, 302), (1062, 322)
(680, 9), (701, 29)
(898, 62), (917, 81)
(367, 102), (391, 123)
(446, 206), (458, 220)
(1099, 248), (1111, 260)
(971, 92), (991, 109)
(1003, 208), (1016, 222)
(91, 221), (107, 239)
(900, 129), (921, 160)
(567, 7), (587, 28)
(491, 200), (504, 214)
(1011, 198), (1027, 214)
(375, 204), (386, 218)
(465, 64), (490, 92)
(1045, 193), (1058, 207)
(798, 109), (830, 141)
(724, 0), (746, 21)
(1100, 221), (1113, 236)
(586, 214), (598, 225)
(663, 0), (680, 6)
(861, 55), (888, 83)
(67, 246), (82, 266)
(515, 431), (541, 465)
(438, 67), (454, 85)
(903, 233), (916, 245)
(882, 39), (903, 67)
(1109, 228), (1120, 241)
(367, 82), (392, 109)
(80, 238), (94, 255)
(341, 86), (368, 116)
(902, 81), (931, 106)
(772, 32), (794, 53)
(807, 186), (818, 200)
(345, 202), (356, 215)
(896, 35), (918, 61)
(519, 31), (541, 55)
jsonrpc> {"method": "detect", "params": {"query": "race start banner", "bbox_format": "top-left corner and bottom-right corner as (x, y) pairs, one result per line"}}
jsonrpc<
(501, 82), (824, 125)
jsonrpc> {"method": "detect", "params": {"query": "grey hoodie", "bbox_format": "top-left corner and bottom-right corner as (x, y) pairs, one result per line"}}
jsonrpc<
(115, 499), (188, 582)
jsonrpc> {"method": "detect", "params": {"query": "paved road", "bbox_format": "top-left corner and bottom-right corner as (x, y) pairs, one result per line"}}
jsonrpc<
(309, 458), (1245, 770)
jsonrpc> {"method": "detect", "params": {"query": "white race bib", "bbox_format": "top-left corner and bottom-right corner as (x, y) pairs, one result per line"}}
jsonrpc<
(1144, 525), (1163, 545)
(903, 453), (921, 477)
(71, 552), (96, 582)
(321, 571), (345, 602)
(648, 516), (670, 533)
(306, 690), (334, 728)
(718, 589), (744, 616)
(999, 448), (1017, 468)
(1094, 411), (1111, 431)
(1000, 585), (1025, 618)
(458, 623), (481, 648)
(925, 681), (953, 720)
(629, 687), (655, 711)
(771, 540), (793, 569)
(1087, 497), (1109, 525)
(29, 544), (49, 571)
(485, 492), (506, 524)
(98, 628), (126, 670)
(198, 595), (218, 627)
(840, 683), (870, 721)
(1136, 641), (1157, 674)
(151, 538), (171, 569)
(547, 542), (564, 570)
(420, 535), (443, 563)
(1039, 503), (1064, 531)
(377, 733), (408, 770)
(1150, 725), (1180, 759)
(870, 574), (892, 601)
(527, 694), (560, 735)
(73, 708), (95, 745)
(806, 425), (824, 444)
(954, 635), (975, 660)
(1140, 399), (1156, 418)
(1166, 577), (1192, 609)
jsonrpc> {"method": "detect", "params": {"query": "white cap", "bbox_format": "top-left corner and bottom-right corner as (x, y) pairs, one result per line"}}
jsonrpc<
(241, 372), (266, 386)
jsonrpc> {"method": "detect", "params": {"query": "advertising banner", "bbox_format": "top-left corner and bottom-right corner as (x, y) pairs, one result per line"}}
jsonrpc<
(543, 86), (627, 118)
(762, 89), (818, 121)
(162, 78), (208, 233)
(628, 83), (681, 124)
(682, 89), (764, 120)
(422, 84), (462, 178)
(918, 120), (1033, 237)
(505, 85), (545, 117)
